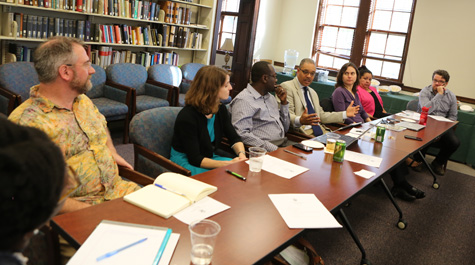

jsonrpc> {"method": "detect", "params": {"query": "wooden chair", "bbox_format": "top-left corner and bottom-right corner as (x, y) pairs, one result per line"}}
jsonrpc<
(129, 107), (191, 178)
(0, 62), (39, 115)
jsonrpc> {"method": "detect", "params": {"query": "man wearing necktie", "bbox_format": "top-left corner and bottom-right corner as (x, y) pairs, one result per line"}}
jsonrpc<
(281, 58), (359, 136)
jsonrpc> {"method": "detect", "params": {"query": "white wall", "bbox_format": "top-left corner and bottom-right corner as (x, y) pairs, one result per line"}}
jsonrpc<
(253, 0), (474, 100)
(254, 0), (319, 65)
(404, 0), (475, 99)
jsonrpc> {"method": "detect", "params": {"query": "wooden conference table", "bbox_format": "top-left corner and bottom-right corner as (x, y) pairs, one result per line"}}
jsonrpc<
(51, 115), (457, 265)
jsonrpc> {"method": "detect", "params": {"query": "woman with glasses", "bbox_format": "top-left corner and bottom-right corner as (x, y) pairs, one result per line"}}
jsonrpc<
(356, 65), (390, 119)
(0, 119), (66, 265)
(171, 66), (247, 176)
(332, 62), (372, 124)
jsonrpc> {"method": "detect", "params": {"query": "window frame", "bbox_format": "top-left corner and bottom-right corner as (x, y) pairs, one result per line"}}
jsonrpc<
(216, 1), (240, 55)
(312, 0), (417, 84)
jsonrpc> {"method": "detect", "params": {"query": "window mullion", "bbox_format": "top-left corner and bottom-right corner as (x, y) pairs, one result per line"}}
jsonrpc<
(350, 0), (372, 66)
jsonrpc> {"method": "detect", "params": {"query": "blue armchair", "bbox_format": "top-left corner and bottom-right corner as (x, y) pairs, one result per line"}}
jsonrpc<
(0, 62), (39, 115)
(129, 107), (191, 178)
(147, 64), (182, 106)
(106, 63), (173, 116)
(86, 64), (134, 143)
(179, 63), (205, 106)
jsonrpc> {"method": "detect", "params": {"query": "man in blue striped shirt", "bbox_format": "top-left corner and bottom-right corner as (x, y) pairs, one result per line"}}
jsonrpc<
(230, 61), (291, 152)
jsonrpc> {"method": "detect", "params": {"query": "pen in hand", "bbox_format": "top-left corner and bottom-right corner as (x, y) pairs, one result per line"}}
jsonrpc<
(225, 169), (246, 181)
(96, 237), (148, 261)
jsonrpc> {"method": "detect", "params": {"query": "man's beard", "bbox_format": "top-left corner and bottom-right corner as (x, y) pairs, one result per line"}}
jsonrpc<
(71, 70), (92, 94)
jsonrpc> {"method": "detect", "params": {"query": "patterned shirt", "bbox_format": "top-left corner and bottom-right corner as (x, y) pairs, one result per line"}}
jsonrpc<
(9, 85), (139, 205)
(230, 84), (290, 151)
(418, 85), (458, 121)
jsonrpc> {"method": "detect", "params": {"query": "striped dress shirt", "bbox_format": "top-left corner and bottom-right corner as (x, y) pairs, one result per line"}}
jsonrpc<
(230, 84), (290, 151)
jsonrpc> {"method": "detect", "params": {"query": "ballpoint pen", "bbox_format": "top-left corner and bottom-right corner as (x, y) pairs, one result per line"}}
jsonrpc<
(284, 149), (307, 160)
(152, 228), (172, 265)
(154, 183), (187, 197)
(225, 169), (246, 181)
(96, 237), (148, 261)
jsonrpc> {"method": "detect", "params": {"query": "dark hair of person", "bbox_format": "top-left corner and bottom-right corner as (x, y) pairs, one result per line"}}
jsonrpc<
(432, 69), (450, 83)
(251, 61), (272, 83)
(185, 65), (229, 115)
(358, 65), (373, 78)
(0, 120), (65, 250)
(335, 62), (360, 94)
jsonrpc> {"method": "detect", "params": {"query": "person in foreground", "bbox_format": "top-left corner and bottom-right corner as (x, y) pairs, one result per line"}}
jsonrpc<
(171, 66), (246, 176)
(0, 120), (65, 265)
(281, 58), (359, 136)
(8, 36), (139, 212)
(332, 62), (372, 124)
(230, 61), (291, 152)
(408, 70), (460, 175)
(356, 66), (390, 119)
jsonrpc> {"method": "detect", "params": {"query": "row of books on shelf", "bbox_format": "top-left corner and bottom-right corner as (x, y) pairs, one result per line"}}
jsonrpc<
(92, 46), (179, 68)
(1, 0), (195, 25)
(4, 43), (180, 68)
(2, 12), (203, 49)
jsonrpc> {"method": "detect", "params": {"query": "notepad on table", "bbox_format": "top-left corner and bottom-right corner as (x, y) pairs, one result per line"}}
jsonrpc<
(67, 220), (179, 265)
(124, 172), (217, 219)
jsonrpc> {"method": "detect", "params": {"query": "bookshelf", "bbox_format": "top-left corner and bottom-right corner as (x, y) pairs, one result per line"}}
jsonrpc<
(0, 0), (215, 67)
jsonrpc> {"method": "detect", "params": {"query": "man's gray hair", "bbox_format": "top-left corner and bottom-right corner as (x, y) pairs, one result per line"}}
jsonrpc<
(33, 37), (85, 83)
(299, 58), (316, 68)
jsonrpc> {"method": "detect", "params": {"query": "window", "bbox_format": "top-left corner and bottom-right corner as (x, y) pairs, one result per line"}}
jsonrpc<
(313, 0), (416, 82)
(217, 0), (240, 51)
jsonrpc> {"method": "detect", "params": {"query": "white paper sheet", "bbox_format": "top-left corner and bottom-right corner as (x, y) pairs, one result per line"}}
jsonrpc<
(396, 110), (421, 121)
(173, 196), (230, 225)
(429, 115), (455, 122)
(268, 194), (342, 229)
(246, 155), (309, 179)
(354, 169), (376, 179)
(67, 221), (179, 265)
(344, 150), (383, 168)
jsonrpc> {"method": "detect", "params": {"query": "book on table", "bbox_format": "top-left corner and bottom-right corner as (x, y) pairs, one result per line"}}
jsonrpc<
(124, 172), (217, 219)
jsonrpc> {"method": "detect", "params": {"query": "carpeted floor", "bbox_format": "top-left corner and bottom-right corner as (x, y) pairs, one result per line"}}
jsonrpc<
(304, 170), (475, 265)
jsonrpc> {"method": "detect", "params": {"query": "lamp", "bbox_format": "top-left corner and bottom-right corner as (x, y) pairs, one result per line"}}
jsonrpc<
(220, 38), (234, 70)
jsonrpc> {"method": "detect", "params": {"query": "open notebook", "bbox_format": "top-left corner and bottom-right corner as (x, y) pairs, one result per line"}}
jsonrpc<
(124, 172), (217, 219)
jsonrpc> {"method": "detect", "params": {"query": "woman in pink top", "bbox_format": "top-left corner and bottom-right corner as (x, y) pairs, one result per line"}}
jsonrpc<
(356, 66), (389, 119)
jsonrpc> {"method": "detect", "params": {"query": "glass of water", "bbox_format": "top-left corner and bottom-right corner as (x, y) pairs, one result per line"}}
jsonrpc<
(248, 147), (266, 172)
(189, 219), (221, 265)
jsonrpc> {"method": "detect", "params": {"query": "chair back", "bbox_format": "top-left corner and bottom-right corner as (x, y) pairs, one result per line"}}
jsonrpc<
(129, 106), (182, 177)
(320, 97), (334, 112)
(180, 63), (204, 93)
(406, 99), (419, 111)
(106, 63), (147, 95)
(148, 64), (182, 86)
(0, 62), (39, 103)
(86, 64), (106, 99)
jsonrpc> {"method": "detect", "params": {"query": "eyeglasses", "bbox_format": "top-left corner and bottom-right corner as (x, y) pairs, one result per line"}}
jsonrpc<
(300, 69), (316, 76)
(65, 61), (92, 68)
(267, 74), (277, 79)
(433, 79), (446, 85)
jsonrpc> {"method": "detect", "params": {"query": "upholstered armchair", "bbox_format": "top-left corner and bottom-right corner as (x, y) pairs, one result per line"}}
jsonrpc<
(129, 107), (191, 178)
(106, 63), (173, 117)
(86, 64), (134, 143)
(0, 62), (39, 115)
(179, 63), (205, 106)
(147, 64), (182, 107)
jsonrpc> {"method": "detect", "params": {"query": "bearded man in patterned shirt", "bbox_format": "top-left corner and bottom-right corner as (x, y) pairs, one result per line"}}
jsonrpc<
(9, 37), (139, 213)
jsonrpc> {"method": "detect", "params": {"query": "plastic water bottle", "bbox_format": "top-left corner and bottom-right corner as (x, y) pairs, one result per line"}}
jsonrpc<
(419, 106), (429, 125)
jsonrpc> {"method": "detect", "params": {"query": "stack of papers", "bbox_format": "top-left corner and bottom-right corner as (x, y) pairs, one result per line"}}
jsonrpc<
(67, 220), (179, 265)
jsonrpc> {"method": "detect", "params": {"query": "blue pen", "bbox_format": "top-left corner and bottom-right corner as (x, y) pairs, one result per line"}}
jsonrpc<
(154, 183), (187, 197)
(96, 237), (148, 261)
(152, 228), (173, 265)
